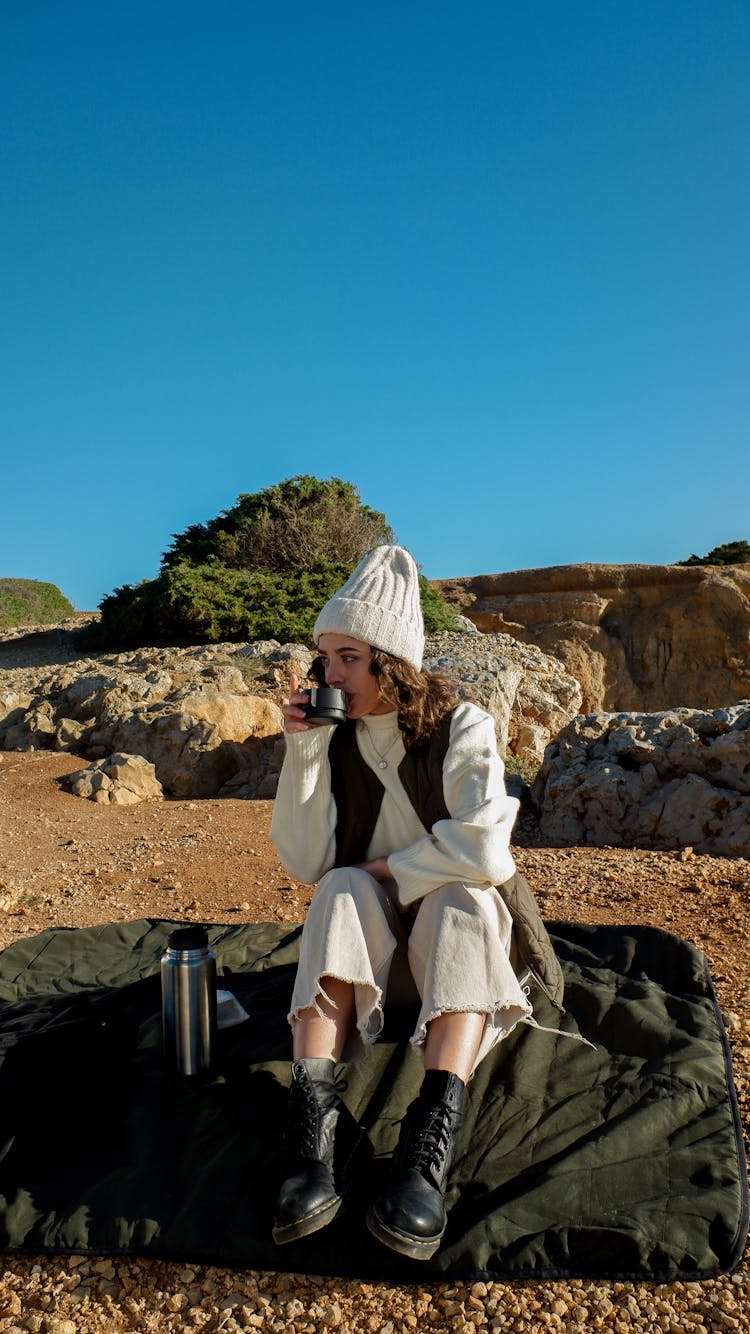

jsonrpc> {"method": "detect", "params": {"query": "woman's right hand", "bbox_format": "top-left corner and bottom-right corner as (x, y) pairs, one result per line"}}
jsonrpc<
(282, 672), (312, 733)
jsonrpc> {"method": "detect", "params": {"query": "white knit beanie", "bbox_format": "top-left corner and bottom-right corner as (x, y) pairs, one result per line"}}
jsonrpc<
(313, 545), (425, 670)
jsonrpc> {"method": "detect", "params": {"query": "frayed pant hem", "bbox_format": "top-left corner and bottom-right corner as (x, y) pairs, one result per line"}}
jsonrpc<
(409, 996), (533, 1052)
(287, 975), (386, 1059)
(520, 1015), (597, 1049)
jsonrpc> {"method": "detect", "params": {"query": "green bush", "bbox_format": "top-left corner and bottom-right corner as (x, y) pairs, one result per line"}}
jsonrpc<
(163, 475), (395, 572)
(419, 575), (465, 633)
(677, 539), (750, 567)
(84, 476), (464, 650)
(0, 579), (74, 629)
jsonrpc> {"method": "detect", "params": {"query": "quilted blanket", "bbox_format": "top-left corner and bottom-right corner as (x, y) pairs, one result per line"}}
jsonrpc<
(0, 918), (746, 1280)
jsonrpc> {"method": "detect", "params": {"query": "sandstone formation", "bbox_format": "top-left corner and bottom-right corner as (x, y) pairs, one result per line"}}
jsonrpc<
(533, 702), (750, 857)
(434, 563), (750, 713)
(62, 752), (164, 805)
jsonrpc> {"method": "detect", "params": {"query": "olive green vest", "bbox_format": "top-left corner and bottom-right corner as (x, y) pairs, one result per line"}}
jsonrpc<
(327, 711), (565, 1008)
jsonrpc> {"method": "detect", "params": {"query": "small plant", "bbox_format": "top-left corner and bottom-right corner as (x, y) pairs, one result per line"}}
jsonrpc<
(504, 755), (542, 787)
(231, 655), (267, 686)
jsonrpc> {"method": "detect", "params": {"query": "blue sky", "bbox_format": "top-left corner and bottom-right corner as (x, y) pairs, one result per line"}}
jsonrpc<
(2, 2), (748, 610)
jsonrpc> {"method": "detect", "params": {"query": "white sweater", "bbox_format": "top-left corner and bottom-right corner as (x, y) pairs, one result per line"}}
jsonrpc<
(269, 701), (519, 908)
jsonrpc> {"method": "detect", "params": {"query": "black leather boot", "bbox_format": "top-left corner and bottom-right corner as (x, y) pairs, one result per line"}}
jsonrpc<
(273, 1057), (344, 1244)
(366, 1068), (465, 1260)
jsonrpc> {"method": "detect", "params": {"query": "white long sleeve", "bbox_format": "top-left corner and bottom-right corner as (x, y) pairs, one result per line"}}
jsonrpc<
(384, 702), (518, 906)
(269, 701), (518, 900)
(269, 727), (337, 883)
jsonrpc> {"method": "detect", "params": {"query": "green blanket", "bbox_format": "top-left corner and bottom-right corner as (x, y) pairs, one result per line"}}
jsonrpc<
(0, 919), (746, 1281)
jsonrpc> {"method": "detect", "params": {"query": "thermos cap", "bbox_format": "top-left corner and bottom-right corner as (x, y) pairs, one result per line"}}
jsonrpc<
(167, 925), (209, 951)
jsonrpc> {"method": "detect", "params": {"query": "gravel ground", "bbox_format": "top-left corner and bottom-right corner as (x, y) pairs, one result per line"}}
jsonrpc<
(0, 627), (748, 1332)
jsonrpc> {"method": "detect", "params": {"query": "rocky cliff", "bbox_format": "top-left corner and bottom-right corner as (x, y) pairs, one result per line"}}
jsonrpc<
(434, 563), (750, 713)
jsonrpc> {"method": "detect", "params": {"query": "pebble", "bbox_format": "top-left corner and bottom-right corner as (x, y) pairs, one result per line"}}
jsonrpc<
(4, 1225), (744, 1334)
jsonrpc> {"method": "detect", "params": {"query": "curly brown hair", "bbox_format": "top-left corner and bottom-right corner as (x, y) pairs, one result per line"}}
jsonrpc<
(308, 648), (456, 750)
(368, 648), (456, 751)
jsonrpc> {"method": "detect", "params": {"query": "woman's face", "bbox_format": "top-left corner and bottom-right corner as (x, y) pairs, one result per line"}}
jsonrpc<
(316, 634), (395, 718)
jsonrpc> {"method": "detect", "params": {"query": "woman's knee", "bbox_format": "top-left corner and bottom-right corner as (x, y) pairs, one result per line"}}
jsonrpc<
(316, 865), (385, 907)
(409, 880), (474, 929)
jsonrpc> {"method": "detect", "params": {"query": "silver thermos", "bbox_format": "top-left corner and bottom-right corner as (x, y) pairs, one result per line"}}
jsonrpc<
(161, 926), (217, 1076)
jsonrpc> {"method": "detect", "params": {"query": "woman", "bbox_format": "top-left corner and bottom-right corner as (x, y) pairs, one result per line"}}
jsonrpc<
(270, 545), (564, 1260)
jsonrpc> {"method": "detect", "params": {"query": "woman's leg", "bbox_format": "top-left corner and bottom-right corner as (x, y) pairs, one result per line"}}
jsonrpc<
(292, 975), (356, 1062)
(274, 868), (398, 1246)
(407, 881), (531, 1074)
(287, 866), (399, 1059)
(367, 882), (529, 1260)
(423, 1010), (485, 1084)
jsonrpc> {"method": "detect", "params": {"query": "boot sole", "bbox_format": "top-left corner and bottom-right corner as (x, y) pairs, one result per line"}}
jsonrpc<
(272, 1194), (343, 1245)
(365, 1205), (443, 1261)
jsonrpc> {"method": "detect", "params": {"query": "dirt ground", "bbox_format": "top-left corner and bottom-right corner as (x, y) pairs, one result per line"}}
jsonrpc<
(0, 642), (749, 1330)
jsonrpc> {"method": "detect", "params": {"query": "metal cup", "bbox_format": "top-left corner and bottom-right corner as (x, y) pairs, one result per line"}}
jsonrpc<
(302, 686), (348, 726)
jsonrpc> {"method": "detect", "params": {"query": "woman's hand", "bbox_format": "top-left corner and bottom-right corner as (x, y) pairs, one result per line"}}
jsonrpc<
(354, 857), (391, 882)
(282, 672), (312, 734)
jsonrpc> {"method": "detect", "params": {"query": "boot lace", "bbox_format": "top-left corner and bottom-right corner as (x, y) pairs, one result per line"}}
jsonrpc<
(286, 1064), (346, 1159)
(403, 1100), (455, 1178)
(287, 1065), (320, 1157)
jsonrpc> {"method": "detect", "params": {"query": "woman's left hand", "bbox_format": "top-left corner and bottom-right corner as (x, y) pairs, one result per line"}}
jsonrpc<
(354, 857), (391, 881)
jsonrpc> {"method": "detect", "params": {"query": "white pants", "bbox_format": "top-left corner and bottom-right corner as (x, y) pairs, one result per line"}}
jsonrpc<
(288, 867), (534, 1075)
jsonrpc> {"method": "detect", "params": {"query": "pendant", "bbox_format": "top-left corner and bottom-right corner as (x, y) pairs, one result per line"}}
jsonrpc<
(378, 760), (388, 770)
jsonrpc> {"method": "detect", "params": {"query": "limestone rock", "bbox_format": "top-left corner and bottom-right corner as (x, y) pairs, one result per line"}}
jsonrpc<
(0, 641), (287, 798)
(0, 699), (55, 750)
(174, 687), (281, 741)
(434, 562), (750, 713)
(533, 702), (750, 855)
(63, 752), (164, 805)
(102, 692), (284, 798)
(235, 642), (314, 691)
(425, 631), (582, 761)
(451, 614), (479, 633)
(54, 717), (89, 751)
(0, 690), (32, 726)
(0, 630), (576, 792)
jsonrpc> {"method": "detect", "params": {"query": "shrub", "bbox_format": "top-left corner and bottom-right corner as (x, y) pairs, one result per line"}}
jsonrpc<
(419, 575), (465, 633)
(163, 475), (395, 573)
(0, 578), (74, 629)
(677, 540), (750, 567)
(84, 476), (464, 650)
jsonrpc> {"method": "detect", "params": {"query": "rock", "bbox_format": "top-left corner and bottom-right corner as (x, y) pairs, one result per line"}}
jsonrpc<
(238, 642), (314, 691)
(218, 734), (286, 799)
(54, 717), (89, 751)
(425, 631), (582, 761)
(233, 640), (281, 659)
(451, 614), (478, 633)
(0, 640), (290, 799)
(1, 700), (56, 750)
(0, 630), (574, 790)
(105, 711), (239, 799)
(107, 697), (284, 799)
(533, 701), (750, 855)
(62, 752), (164, 805)
(173, 687), (281, 741)
(0, 690), (32, 725)
(434, 562), (750, 713)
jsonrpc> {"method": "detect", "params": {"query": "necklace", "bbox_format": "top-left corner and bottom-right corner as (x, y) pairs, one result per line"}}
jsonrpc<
(362, 721), (401, 770)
